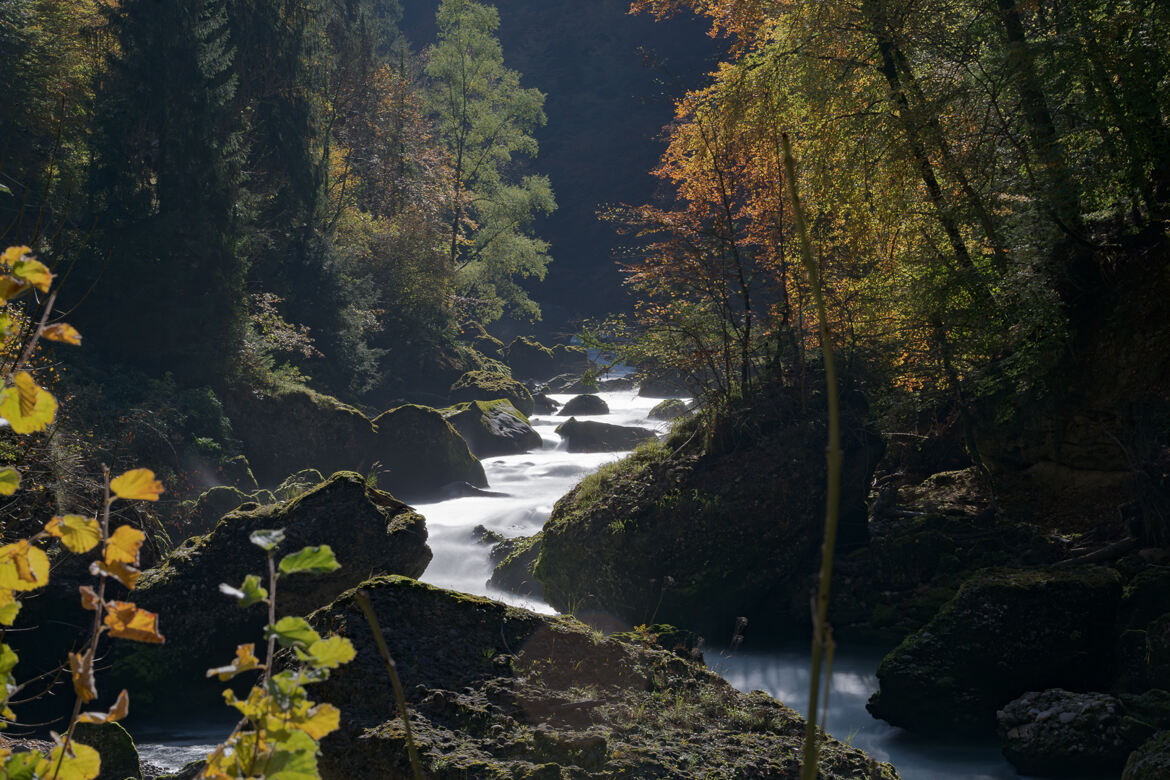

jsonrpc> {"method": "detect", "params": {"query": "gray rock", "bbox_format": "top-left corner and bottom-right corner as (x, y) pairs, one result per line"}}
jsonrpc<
(554, 418), (656, 453)
(442, 399), (542, 457)
(558, 394), (609, 417)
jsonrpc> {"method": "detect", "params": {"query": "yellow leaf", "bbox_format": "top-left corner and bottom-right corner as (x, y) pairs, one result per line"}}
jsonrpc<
(0, 467), (18, 495)
(206, 643), (262, 682)
(109, 469), (164, 501)
(78, 585), (100, 611)
(46, 515), (101, 554)
(1, 247), (30, 266)
(0, 372), (57, 434)
(77, 689), (129, 724)
(42, 323), (81, 345)
(70, 650), (97, 703)
(88, 559), (140, 591)
(0, 588), (20, 626)
(104, 525), (145, 566)
(36, 741), (101, 780)
(298, 703), (341, 740)
(103, 601), (164, 644)
(0, 275), (28, 305)
(0, 541), (49, 591)
(11, 257), (52, 293)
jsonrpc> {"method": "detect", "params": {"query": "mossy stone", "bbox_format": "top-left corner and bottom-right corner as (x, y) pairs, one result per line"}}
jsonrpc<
(441, 400), (542, 457)
(73, 722), (141, 780)
(449, 370), (535, 416)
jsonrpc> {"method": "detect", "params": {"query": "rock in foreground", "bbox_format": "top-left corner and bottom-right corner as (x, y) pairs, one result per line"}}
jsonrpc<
(311, 576), (899, 779)
(867, 567), (1121, 735)
(113, 473), (432, 712)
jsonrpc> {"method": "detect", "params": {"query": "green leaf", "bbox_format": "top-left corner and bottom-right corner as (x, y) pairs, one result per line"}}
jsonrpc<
(295, 635), (356, 670)
(0, 184), (11, 196)
(249, 528), (285, 552)
(265, 617), (320, 649)
(278, 546), (340, 576)
(3, 751), (40, 780)
(219, 574), (268, 608)
(0, 601), (20, 626)
(264, 730), (320, 780)
(0, 468), (18, 496)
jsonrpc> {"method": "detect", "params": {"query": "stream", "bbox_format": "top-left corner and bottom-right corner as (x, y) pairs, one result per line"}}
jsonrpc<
(135, 385), (1027, 778)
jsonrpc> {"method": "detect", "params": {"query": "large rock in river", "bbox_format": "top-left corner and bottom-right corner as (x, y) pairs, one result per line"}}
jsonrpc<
(558, 394), (609, 416)
(449, 369), (535, 416)
(506, 336), (588, 380)
(371, 405), (488, 499)
(111, 472), (432, 713)
(309, 576), (899, 779)
(554, 418), (656, 453)
(867, 566), (1122, 735)
(441, 400), (542, 457)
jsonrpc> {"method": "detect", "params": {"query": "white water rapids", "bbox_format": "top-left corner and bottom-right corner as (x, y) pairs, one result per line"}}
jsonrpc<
(136, 385), (1032, 778)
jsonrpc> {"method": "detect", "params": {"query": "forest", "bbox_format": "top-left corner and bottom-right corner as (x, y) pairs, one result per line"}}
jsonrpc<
(0, 0), (1166, 778)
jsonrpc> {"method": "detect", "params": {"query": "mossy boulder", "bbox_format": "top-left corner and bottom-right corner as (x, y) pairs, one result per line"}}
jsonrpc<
(537, 385), (884, 640)
(867, 566), (1123, 735)
(110, 473), (432, 714)
(458, 321), (504, 358)
(75, 722), (142, 780)
(179, 484), (275, 535)
(488, 532), (544, 598)
(218, 454), (259, 490)
(441, 400), (542, 457)
(308, 576), (899, 779)
(506, 337), (588, 380)
(224, 384), (376, 486)
(997, 689), (1151, 776)
(449, 370), (535, 416)
(1124, 731), (1170, 779)
(371, 405), (488, 498)
(648, 398), (686, 421)
(553, 418), (656, 453)
(558, 394), (609, 417)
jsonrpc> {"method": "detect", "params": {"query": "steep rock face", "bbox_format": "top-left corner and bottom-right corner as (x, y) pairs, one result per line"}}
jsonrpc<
(441, 400), (542, 457)
(449, 370), (535, 416)
(553, 418), (656, 453)
(309, 576), (899, 780)
(371, 405), (488, 499)
(537, 389), (883, 640)
(111, 473), (432, 713)
(867, 567), (1122, 735)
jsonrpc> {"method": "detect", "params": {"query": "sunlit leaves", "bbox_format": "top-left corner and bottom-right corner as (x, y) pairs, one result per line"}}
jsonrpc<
(42, 323), (81, 345)
(219, 574), (268, 608)
(250, 528), (285, 551)
(88, 560), (141, 591)
(77, 689), (129, 725)
(265, 617), (320, 649)
(207, 644), (262, 682)
(279, 546), (340, 576)
(69, 650), (97, 703)
(10, 257), (52, 293)
(78, 586), (100, 611)
(109, 469), (164, 501)
(0, 590), (21, 626)
(104, 525), (144, 566)
(0, 469), (18, 496)
(103, 602), (164, 644)
(35, 740), (101, 780)
(0, 541), (49, 591)
(295, 636), (356, 670)
(0, 372), (57, 434)
(46, 515), (101, 554)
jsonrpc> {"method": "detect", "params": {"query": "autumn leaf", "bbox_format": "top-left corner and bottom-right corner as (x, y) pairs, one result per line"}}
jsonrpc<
(42, 323), (81, 345)
(70, 650), (97, 703)
(206, 644), (263, 682)
(46, 515), (101, 554)
(0, 589), (20, 626)
(0, 468), (18, 496)
(104, 525), (145, 566)
(0, 275), (28, 305)
(295, 635), (356, 670)
(297, 703), (341, 740)
(35, 741), (101, 780)
(0, 372), (58, 434)
(88, 559), (140, 591)
(103, 601), (164, 644)
(77, 689), (130, 724)
(0, 247), (30, 266)
(78, 585), (100, 611)
(0, 541), (49, 591)
(109, 469), (164, 501)
(11, 257), (52, 293)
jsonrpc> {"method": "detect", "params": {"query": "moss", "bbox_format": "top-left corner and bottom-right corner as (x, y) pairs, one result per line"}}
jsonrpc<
(73, 722), (141, 780)
(372, 405), (487, 497)
(449, 370), (535, 416)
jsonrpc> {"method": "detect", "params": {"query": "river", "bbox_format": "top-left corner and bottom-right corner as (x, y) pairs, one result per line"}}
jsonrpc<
(135, 386), (1028, 778)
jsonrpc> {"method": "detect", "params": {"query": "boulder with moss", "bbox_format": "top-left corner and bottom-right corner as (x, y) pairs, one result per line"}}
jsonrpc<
(441, 400), (542, 457)
(1125, 731), (1170, 779)
(178, 484), (277, 535)
(537, 385), (884, 640)
(648, 398), (687, 421)
(458, 321), (505, 358)
(449, 370), (535, 416)
(371, 405), (488, 499)
(488, 532), (544, 598)
(554, 418), (656, 453)
(867, 566), (1122, 735)
(558, 394), (609, 417)
(309, 576), (899, 779)
(110, 473), (431, 713)
(0, 724), (141, 780)
(506, 337), (588, 380)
